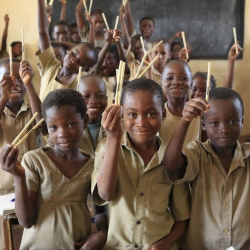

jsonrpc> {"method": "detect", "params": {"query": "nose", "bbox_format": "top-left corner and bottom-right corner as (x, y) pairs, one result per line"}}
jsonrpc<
(87, 95), (98, 104)
(58, 127), (69, 138)
(136, 115), (147, 127)
(159, 54), (163, 59)
(219, 122), (230, 133)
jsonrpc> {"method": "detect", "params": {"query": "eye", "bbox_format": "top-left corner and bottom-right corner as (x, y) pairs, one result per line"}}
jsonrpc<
(68, 122), (76, 127)
(166, 77), (173, 81)
(210, 122), (219, 126)
(72, 51), (77, 57)
(48, 125), (57, 130)
(230, 120), (240, 124)
(82, 95), (90, 99)
(128, 112), (136, 118)
(181, 77), (189, 81)
(147, 112), (157, 117)
(97, 95), (107, 99)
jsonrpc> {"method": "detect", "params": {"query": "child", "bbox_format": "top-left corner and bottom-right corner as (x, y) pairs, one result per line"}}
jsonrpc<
(36, 0), (98, 101)
(190, 43), (243, 99)
(78, 74), (107, 155)
(0, 58), (42, 250)
(150, 39), (171, 84)
(92, 78), (190, 249)
(52, 20), (70, 42)
(51, 43), (66, 67)
(159, 60), (201, 146)
(94, 29), (130, 97)
(0, 89), (107, 249)
(0, 14), (22, 60)
(163, 87), (249, 249)
(69, 22), (81, 44)
(139, 16), (155, 50)
(75, 0), (106, 47)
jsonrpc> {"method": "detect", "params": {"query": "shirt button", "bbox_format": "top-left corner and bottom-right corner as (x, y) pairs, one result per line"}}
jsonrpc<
(225, 205), (230, 210)
(134, 244), (138, 248)
(223, 229), (229, 234)
(136, 220), (141, 225)
(139, 192), (144, 196)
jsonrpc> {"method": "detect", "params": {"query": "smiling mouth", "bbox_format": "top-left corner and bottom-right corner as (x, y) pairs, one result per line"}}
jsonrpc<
(11, 90), (21, 95)
(87, 108), (100, 112)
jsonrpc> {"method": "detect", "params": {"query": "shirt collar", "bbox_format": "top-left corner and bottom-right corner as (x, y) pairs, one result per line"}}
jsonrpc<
(4, 100), (30, 117)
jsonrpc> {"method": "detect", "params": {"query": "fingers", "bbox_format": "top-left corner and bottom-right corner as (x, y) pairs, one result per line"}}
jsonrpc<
(0, 145), (18, 171)
(102, 105), (122, 131)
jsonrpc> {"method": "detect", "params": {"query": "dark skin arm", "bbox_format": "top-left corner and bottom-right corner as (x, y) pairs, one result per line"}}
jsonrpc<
(19, 60), (48, 135)
(119, 5), (130, 49)
(75, 0), (86, 32)
(163, 98), (209, 171)
(37, 0), (51, 51)
(51, 41), (76, 50)
(148, 220), (189, 250)
(224, 43), (243, 89)
(1, 14), (9, 53)
(0, 146), (37, 228)
(59, 0), (67, 21)
(93, 30), (113, 75)
(124, 1), (135, 37)
(85, 13), (95, 46)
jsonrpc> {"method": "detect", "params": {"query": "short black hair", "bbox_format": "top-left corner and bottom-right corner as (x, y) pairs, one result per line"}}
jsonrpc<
(170, 41), (182, 51)
(162, 59), (192, 80)
(69, 22), (77, 28)
(53, 20), (69, 29)
(90, 9), (103, 16)
(10, 41), (22, 47)
(81, 74), (107, 92)
(107, 44), (119, 62)
(193, 71), (216, 89)
(77, 42), (98, 66)
(139, 16), (155, 25)
(121, 78), (164, 108)
(42, 89), (87, 119)
(209, 87), (244, 115)
(153, 39), (170, 51)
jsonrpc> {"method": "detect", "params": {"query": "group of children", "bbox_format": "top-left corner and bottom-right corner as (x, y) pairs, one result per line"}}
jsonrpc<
(0, 0), (248, 249)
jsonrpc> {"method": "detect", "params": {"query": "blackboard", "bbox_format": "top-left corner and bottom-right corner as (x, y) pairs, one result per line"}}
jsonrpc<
(50, 0), (245, 59)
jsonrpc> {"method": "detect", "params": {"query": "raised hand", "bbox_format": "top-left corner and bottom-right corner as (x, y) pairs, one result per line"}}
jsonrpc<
(19, 61), (34, 85)
(228, 42), (243, 60)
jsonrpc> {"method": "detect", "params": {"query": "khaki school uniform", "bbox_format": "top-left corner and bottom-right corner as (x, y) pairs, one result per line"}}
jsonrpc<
(20, 145), (94, 250)
(0, 49), (9, 60)
(170, 140), (250, 250)
(79, 26), (106, 48)
(35, 46), (78, 101)
(91, 133), (190, 250)
(160, 103), (201, 147)
(79, 126), (106, 156)
(151, 66), (161, 84)
(127, 48), (141, 80)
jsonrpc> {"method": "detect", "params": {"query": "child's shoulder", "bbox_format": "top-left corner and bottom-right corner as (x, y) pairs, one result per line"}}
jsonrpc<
(239, 142), (250, 159)
(23, 144), (53, 160)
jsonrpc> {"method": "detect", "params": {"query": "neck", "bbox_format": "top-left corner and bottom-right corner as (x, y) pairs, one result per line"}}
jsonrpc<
(212, 143), (236, 159)
(54, 145), (80, 160)
(154, 64), (164, 74)
(6, 100), (23, 115)
(129, 134), (158, 153)
(88, 117), (101, 125)
(60, 67), (74, 77)
(94, 31), (104, 38)
(167, 96), (187, 117)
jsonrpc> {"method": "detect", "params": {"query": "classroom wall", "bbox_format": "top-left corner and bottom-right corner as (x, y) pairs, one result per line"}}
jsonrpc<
(0, 0), (249, 137)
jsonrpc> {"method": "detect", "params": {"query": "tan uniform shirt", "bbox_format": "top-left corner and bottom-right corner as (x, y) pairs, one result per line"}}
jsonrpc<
(172, 140), (250, 250)
(20, 145), (93, 250)
(160, 103), (201, 147)
(92, 133), (190, 250)
(35, 46), (78, 101)
(79, 26), (106, 48)
(127, 50), (141, 80)
(151, 66), (161, 84)
(79, 126), (106, 156)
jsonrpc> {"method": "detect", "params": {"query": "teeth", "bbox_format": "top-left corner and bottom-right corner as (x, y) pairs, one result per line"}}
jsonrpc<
(11, 91), (21, 94)
(88, 108), (99, 111)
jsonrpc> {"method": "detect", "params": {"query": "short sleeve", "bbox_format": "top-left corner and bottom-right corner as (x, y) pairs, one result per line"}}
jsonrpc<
(91, 139), (108, 206)
(169, 182), (191, 221)
(35, 46), (61, 73)
(21, 153), (40, 193)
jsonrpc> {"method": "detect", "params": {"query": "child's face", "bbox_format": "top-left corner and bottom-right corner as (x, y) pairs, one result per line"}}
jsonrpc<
(203, 98), (243, 150)
(92, 14), (105, 34)
(12, 44), (22, 58)
(171, 44), (181, 59)
(79, 77), (107, 124)
(151, 44), (171, 68)
(139, 19), (154, 38)
(102, 53), (118, 77)
(64, 44), (96, 73)
(123, 90), (165, 146)
(191, 77), (207, 99)
(46, 105), (87, 152)
(161, 62), (192, 99)
(52, 25), (70, 42)
(131, 41), (144, 61)
(0, 62), (26, 104)
(70, 26), (81, 44)
(53, 47), (66, 67)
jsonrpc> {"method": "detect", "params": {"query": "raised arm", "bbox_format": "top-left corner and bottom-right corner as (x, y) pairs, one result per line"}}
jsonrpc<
(0, 14), (9, 53)
(124, 1), (135, 37)
(0, 147), (37, 228)
(85, 13), (95, 46)
(37, 0), (51, 51)
(224, 43), (243, 89)
(93, 30), (113, 75)
(59, 0), (67, 21)
(163, 97), (208, 171)
(97, 105), (122, 201)
(75, 0), (86, 31)
(119, 5), (130, 49)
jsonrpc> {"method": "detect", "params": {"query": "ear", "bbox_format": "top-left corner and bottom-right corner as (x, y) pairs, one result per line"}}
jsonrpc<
(52, 32), (56, 39)
(241, 116), (244, 128)
(162, 107), (166, 121)
(83, 114), (89, 129)
(168, 52), (171, 58)
(201, 118), (206, 130)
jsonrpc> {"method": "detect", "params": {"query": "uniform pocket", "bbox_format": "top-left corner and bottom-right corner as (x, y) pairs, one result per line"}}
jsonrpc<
(148, 183), (171, 215)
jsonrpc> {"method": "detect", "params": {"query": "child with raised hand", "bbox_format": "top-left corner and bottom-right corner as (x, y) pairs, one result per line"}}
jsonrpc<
(139, 16), (155, 50)
(75, 0), (106, 47)
(92, 78), (190, 249)
(159, 60), (201, 146)
(78, 74), (107, 155)
(0, 89), (108, 250)
(94, 29), (129, 97)
(150, 39), (171, 84)
(69, 22), (81, 44)
(36, 0), (98, 101)
(163, 87), (250, 249)
(190, 43), (243, 99)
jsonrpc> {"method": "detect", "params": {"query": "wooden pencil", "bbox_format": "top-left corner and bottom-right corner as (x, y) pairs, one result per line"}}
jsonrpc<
(181, 32), (189, 59)
(205, 62), (211, 101)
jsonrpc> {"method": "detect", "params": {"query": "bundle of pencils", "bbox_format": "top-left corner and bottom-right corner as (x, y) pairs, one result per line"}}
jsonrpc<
(115, 61), (126, 105)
